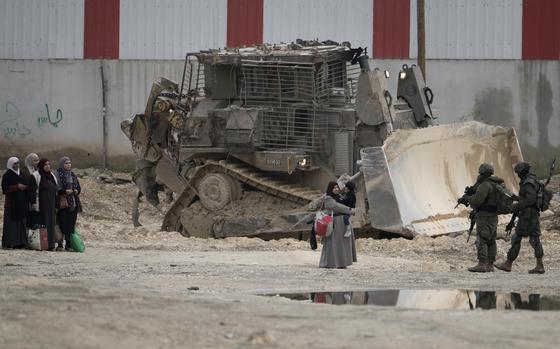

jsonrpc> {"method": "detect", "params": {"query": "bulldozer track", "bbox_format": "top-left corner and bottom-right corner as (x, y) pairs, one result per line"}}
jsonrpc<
(162, 159), (323, 236)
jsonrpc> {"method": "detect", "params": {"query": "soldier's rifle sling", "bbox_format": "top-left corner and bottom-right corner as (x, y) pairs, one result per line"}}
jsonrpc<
(466, 211), (476, 243)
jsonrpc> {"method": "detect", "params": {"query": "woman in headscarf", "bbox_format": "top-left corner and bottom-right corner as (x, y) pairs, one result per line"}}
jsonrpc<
(36, 158), (59, 251)
(20, 153), (40, 218)
(2, 157), (29, 249)
(56, 156), (82, 251)
(319, 181), (357, 269)
(22, 153), (40, 176)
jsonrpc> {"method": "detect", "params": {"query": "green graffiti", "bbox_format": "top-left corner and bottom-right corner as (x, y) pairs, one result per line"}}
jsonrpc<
(0, 101), (21, 127)
(3, 122), (31, 139)
(37, 103), (63, 128)
(1, 101), (64, 140)
(1, 101), (31, 140)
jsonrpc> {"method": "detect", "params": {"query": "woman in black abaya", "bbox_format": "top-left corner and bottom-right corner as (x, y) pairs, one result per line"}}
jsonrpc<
(37, 158), (59, 251)
(2, 157), (29, 249)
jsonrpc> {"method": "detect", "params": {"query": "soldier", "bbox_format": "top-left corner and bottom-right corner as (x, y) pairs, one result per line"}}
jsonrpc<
(462, 163), (502, 272)
(495, 162), (545, 274)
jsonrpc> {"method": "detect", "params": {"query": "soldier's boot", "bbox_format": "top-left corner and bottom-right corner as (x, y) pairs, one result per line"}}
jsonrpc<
(488, 260), (495, 272)
(495, 260), (513, 272)
(468, 260), (490, 273)
(528, 258), (545, 274)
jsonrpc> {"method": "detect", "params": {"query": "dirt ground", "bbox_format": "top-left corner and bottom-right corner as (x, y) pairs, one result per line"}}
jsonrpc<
(1, 170), (560, 349)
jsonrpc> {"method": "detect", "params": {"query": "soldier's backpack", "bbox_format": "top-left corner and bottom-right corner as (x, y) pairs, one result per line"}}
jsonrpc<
(493, 181), (514, 215)
(537, 182), (553, 212)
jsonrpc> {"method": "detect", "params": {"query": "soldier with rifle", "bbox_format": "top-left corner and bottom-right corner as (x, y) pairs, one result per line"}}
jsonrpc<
(457, 163), (505, 272)
(496, 161), (549, 274)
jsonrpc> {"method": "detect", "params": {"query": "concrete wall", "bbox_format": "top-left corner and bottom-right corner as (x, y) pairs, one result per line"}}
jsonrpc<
(0, 59), (184, 169)
(1, 59), (558, 173)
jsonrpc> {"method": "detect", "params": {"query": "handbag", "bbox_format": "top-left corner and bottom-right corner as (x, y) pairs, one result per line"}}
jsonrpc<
(59, 195), (69, 209)
(28, 227), (49, 251)
(314, 210), (334, 237)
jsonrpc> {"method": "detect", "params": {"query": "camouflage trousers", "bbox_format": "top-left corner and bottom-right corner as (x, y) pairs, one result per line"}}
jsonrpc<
(475, 215), (498, 263)
(507, 216), (543, 261)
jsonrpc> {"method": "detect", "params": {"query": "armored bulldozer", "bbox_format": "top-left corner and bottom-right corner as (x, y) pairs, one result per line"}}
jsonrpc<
(121, 40), (522, 238)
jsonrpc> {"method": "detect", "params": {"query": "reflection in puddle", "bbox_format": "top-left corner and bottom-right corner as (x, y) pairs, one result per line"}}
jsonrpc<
(270, 290), (560, 311)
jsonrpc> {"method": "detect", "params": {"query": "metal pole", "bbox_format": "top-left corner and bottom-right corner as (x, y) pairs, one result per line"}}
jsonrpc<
(417, 0), (426, 80)
(100, 62), (108, 169)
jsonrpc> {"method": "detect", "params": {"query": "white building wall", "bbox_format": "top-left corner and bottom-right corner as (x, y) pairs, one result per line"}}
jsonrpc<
(263, 0), (373, 50)
(119, 0), (228, 60)
(0, 60), (102, 153)
(0, 0), (84, 59)
(409, 0), (523, 59)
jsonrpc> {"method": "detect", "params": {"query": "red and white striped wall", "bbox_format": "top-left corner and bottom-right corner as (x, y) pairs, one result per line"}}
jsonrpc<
(0, 0), (558, 60)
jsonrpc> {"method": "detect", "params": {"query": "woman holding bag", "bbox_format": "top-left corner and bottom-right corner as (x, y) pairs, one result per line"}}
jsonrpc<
(56, 157), (82, 252)
(319, 182), (357, 269)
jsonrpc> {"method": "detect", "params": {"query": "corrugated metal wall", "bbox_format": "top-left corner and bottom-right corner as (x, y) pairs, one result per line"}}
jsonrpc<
(227, 0), (263, 47)
(84, 0), (119, 59)
(2, 0), (560, 61)
(410, 0), (523, 59)
(0, 0), (84, 59)
(373, 0), (410, 58)
(522, 0), (560, 60)
(119, 0), (228, 60)
(263, 0), (373, 50)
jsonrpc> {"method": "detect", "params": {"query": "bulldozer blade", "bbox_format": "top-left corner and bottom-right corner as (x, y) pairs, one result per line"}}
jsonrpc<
(360, 121), (522, 237)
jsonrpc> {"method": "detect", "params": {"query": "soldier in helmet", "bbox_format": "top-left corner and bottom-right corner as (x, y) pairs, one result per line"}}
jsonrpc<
(495, 161), (545, 274)
(462, 163), (504, 272)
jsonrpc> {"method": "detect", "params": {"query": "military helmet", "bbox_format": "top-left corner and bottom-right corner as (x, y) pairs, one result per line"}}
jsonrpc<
(478, 163), (494, 175)
(514, 161), (531, 174)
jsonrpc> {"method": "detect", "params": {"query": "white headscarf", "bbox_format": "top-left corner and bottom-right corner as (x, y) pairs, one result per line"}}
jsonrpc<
(7, 157), (20, 175)
(25, 153), (39, 174)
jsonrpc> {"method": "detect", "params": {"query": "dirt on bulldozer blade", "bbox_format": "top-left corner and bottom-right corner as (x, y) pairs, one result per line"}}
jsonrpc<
(1, 170), (560, 349)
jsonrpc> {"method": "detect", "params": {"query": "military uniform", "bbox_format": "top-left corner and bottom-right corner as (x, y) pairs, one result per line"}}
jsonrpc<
(496, 162), (545, 273)
(467, 172), (502, 272)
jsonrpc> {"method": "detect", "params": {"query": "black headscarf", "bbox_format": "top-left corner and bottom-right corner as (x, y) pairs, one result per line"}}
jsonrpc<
(325, 181), (338, 198)
(37, 158), (56, 188)
(2, 157), (29, 220)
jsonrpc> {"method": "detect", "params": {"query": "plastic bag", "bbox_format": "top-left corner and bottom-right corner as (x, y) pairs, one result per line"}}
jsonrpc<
(314, 211), (334, 237)
(70, 230), (85, 253)
(28, 228), (48, 251)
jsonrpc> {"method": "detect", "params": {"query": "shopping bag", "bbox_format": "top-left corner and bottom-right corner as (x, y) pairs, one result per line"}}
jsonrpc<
(70, 230), (85, 253)
(314, 211), (333, 237)
(28, 227), (49, 251)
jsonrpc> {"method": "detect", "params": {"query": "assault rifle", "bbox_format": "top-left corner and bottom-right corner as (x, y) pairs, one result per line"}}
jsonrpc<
(456, 183), (480, 242)
(506, 157), (556, 236)
(455, 184), (478, 208)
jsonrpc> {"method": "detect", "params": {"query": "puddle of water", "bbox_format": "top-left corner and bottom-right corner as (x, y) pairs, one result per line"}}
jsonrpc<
(267, 290), (560, 311)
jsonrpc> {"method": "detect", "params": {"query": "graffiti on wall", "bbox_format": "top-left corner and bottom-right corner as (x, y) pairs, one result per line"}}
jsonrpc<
(37, 104), (64, 129)
(0, 101), (64, 141)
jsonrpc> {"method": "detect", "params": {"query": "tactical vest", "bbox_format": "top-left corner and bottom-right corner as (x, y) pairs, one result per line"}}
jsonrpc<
(519, 174), (540, 216)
